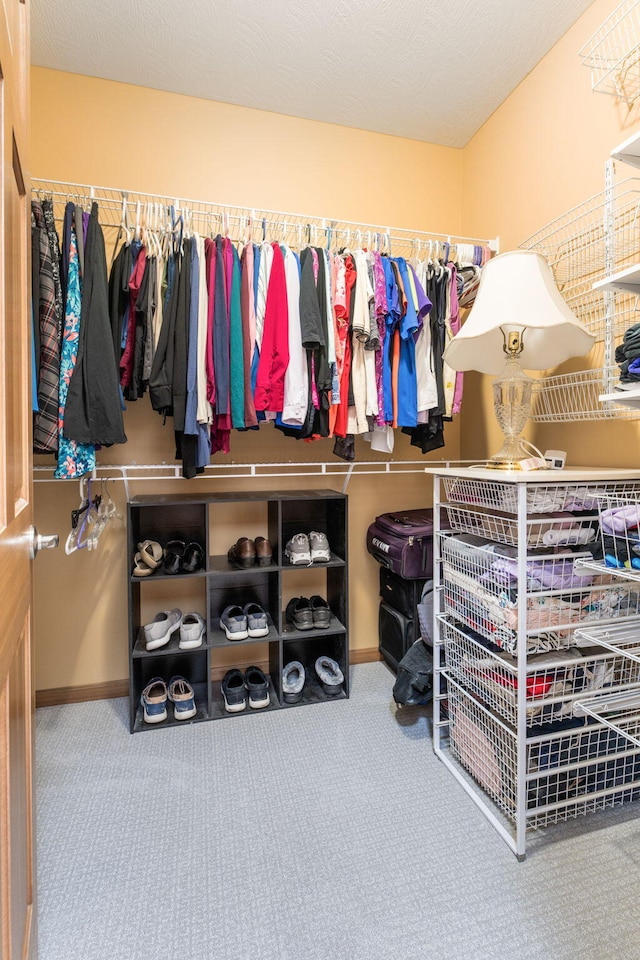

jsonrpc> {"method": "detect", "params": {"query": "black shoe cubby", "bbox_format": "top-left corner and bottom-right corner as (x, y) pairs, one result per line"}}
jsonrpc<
(282, 632), (348, 706)
(127, 490), (349, 733)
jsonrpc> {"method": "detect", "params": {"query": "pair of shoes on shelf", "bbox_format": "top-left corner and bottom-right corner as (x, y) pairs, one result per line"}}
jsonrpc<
(220, 603), (269, 641)
(132, 539), (204, 577)
(133, 539), (163, 577)
(284, 531), (331, 566)
(282, 657), (344, 702)
(141, 676), (197, 723)
(222, 666), (270, 712)
(227, 537), (272, 568)
(164, 540), (204, 575)
(285, 596), (331, 631)
(144, 609), (206, 651)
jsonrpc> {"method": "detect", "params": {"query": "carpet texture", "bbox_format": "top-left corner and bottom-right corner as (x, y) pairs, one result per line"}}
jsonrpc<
(36, 663), (640, 960)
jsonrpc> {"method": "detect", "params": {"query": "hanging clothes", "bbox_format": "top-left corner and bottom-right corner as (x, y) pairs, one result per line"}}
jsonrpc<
(32, 200), (61, 453)
(255, 242), (289, 415)
(149, 248), (180, 416)
(64, 202), (127, 447)
(239, 241), (258, 429)
(55, 205), (96, 479)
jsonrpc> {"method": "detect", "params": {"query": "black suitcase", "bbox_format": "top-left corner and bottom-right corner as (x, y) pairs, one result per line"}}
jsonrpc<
(378, 602), (416, 672)
(379, 568), (427, 620)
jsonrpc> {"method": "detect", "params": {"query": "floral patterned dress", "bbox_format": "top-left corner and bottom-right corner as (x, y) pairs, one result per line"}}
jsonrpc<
(55, 221), (96, 479)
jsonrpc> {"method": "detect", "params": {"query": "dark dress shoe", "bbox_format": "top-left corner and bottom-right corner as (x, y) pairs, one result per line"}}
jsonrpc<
(163, 540), (186, 575)
(227, 537), (256, 568)
(254, 536), (273, 566)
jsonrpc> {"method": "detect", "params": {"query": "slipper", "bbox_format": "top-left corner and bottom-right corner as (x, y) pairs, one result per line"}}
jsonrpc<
(132, 552), (154, 577)
(164, 540), (186, 575)
(182, 541), (204, 573)
(137, 539), (163, 570)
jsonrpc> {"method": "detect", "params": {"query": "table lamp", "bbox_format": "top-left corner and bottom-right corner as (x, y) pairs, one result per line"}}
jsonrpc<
(442, 250), (595, 470)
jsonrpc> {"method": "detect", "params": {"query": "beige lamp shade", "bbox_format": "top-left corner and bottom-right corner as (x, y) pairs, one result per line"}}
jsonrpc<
(442, 250), (595, 375)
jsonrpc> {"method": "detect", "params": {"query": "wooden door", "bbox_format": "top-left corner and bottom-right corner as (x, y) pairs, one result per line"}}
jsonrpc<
(0, 1), (35, 959)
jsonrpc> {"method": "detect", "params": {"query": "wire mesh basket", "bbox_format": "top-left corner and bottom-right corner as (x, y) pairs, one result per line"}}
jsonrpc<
(579, 0), (640, 105)
(441, 536), (639, 650)
(441, 616), (640, 728)
(444, 505), (600, 548)
(442, 574), (640, 652)
(520, 179), (640, 286)
(531, 360), (640, 422)
(562, 281), (638, 340)
(594, 494), (640, 575)
(442, 477), (640, 514)
(446, 675), (640, 826)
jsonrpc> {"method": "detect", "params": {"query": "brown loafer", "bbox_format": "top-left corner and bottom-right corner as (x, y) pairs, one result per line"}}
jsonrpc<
(227, 537), (255, 568)
(254, 536), (273, 566)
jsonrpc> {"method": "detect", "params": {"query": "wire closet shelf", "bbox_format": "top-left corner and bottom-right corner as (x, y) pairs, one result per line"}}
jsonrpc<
(579, 0), (640, 105)
(31, 178), (498, 261)
(520, 176), (640, 422)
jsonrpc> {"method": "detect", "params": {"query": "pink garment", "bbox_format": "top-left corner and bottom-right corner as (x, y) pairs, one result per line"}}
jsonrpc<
(373, 252), (388, 426)
(254, 243), (289, 413)
(205, 238), (216, 406)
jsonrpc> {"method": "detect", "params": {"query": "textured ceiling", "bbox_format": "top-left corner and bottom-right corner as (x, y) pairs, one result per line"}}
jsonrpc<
(31, 0), (595, 148)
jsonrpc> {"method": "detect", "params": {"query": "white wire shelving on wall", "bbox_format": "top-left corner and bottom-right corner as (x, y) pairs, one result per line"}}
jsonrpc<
(521, 142), (640, 423)
(579, 0), (640, 106)
(31, 178), (498, 263)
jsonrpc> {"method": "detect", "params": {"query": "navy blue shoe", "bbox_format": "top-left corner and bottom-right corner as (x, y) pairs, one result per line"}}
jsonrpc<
(221, 669), (247, 713)
(168, 676), (197, 721)
(141, 678), (168, 724)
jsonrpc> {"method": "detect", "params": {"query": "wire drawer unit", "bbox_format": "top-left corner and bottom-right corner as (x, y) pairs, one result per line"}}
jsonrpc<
(430, 467), (640, 859)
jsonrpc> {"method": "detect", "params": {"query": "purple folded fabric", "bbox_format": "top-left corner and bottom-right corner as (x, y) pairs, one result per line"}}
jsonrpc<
(488, 557), (594, 590)
(601, 505), (640, 536)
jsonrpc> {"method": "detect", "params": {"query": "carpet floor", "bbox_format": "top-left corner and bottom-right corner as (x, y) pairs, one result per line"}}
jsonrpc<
(36, 662), (640, 960)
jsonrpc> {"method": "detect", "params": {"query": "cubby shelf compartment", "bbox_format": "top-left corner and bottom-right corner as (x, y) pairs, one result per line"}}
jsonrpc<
(127, 490), (349, 733)
(132, 681), (210, 734)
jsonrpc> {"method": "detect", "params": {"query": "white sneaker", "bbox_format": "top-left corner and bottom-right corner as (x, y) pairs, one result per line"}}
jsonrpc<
(309, 530), (331, 562)
(179, 612), (206, 649)
(285, 533), (311, 565)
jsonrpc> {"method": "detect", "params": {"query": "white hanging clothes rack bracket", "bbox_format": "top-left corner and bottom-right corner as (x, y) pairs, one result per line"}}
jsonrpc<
(31, 178), (498, 257)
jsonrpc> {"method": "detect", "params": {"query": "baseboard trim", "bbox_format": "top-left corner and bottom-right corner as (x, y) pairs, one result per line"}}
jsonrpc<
(350, 647), (383, 665)
(36, 679), (129, 708)
(36, 648), (384, 707)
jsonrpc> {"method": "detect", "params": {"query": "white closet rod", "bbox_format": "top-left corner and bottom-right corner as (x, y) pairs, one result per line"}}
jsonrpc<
(31, 177), (499, 254)
(33, 459), (476, 498)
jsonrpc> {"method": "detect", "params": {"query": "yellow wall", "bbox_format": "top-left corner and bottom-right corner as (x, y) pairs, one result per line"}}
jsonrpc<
(461, 0), (640, 466)
(31, 68), (464, 692)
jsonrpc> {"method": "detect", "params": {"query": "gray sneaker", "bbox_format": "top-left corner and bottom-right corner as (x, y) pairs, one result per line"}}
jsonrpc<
(309, 530), (331, 562)
(243, 603), (269, 638)
(144, 608), (182, 650)
(179, 612), (205, 649)
(220, 605), (248, 641)
(285, 533), (311, 565)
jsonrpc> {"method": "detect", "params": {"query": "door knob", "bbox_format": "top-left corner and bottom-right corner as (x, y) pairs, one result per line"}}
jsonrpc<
(29, 525), (60, 560)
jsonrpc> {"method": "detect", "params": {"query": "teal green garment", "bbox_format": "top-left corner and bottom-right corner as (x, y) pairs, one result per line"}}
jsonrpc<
(229, 245), (245, 429)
